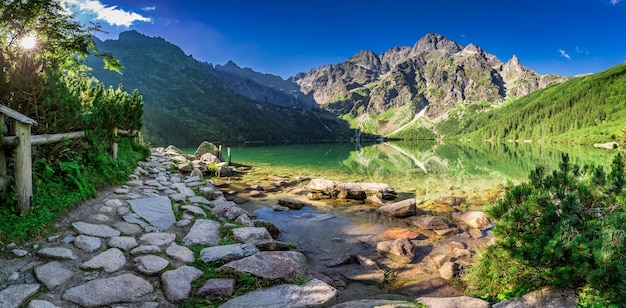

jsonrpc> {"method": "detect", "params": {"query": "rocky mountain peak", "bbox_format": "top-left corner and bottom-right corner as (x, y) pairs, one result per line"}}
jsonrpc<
(462, 43), (485, 56)
(411, 33), (462, 55)
(348, 50), (381, 71)
(508, 55), (520, 66)
(502, 55), (523, 73)
(461, 43), (503, 68)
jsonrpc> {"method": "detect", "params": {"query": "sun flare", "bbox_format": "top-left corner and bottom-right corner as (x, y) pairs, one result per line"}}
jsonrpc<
(19, 34), (37, 50)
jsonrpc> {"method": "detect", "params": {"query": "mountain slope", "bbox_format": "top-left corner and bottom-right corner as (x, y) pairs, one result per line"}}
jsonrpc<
(87, 31), (352, 147)
(291, 33), (565, 137)
(443, 62), (626, 144)
(207, 61), (318, 110)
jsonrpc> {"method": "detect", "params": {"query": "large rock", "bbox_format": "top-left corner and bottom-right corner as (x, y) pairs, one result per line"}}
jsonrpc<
(127, 196), (176, 230)
(307, 178), (398, 200)
(277, 198), (310, 210)
(196, 278), (235, 297)
(331, 299), (417, 308)
(72, 222), (120, 238)
(28, 300), (61, 308)
(199, 152), (221, 164)
(232, 227), (273, 245)
(161, 266), (204, 302)
(220, 279), (337, 308)
(341, 263), (386, 284)
(417, 296), (490, 308)
(492, 288), (578, 308)
(166, 242), (195, 263)
(34, 261), (74, 290)
(182, 219), (221, 245)
(434, 196), (466, 207)
(408, 215), (455, 230)
(200, 243), (259, 263)
(211, 199), (248, 220)
(452, 211), (490, 229)
(74, 235), (102, 252)
(0, 284), (40, 308)
(377, 198), (417, 217)
(253, 220), (280, 239)
(382, 227), (419, 240)
(108, 236), (138, 252)
(63, 274), (153, 307)
(194, 141), (221, 160)
(80, 248), (126, 272)
(37, 247), (76, 260)
(218, 251), (307, 280)
(134, 255), (169, 275)
(376, 238), (417, 263)
(139, 232), (176, 246)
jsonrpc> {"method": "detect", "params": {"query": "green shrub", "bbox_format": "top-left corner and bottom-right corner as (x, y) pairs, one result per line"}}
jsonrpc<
(465, 153), (626, 303)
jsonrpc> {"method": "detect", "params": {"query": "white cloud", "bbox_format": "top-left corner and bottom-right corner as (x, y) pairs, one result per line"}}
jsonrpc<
(62, 0), (151, 27)
(142, 6), (156, 11)
(611, 0), (621, 5)
(558, 49), (571, 60)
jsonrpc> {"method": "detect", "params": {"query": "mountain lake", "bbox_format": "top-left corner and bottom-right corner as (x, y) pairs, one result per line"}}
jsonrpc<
(195, 141), (619, 301)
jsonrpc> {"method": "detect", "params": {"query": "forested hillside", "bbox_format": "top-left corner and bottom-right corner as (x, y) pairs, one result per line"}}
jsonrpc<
(440, 62), (626, 144)
(88, 31), (353, 147)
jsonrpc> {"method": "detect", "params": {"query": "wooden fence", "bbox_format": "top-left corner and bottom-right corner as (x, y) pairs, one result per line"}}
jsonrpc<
(0, 104), (135, 215)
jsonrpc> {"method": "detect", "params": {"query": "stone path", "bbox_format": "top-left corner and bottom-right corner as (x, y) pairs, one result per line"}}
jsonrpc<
(0, 147), (341, 308)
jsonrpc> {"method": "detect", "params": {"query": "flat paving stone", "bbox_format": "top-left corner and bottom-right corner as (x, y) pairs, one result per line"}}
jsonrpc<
(63, 274), (153, 307)
(72, 222), (120, 238)
(128, 196), (176, 230)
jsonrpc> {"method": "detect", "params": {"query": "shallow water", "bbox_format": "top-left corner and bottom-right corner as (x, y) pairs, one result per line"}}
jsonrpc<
(222, 140), (617, 236)
(221, 141), (617, 300)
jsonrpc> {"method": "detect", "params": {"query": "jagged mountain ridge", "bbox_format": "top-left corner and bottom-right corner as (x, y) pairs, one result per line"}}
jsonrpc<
(206, 61), (318, 110)
(291, 33), (565, 135)
(87, 30), (352, 147)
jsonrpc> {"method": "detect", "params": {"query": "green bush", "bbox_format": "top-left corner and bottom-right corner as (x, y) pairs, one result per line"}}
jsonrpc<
(465, 153), (626, 303)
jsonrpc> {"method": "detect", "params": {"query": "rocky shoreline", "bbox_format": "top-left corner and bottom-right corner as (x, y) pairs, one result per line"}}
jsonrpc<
(0, 143), (576, 307)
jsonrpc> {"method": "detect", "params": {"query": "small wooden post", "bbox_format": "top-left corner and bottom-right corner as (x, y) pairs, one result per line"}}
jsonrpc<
(112, 127), (118, 160)
(15, 121), (33, 215)
(0, 105), (37, 215)
(0, 113), (6, 177)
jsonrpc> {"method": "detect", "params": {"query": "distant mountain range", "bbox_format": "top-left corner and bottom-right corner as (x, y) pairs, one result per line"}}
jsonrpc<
(89, 31), (624, 147)
(87, 31), (352, 147)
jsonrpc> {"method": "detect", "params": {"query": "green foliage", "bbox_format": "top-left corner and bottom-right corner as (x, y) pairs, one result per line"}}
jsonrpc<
(466, 153), (626, 303)
(450, 63), (626, 144)
(0, 0), (146, 228)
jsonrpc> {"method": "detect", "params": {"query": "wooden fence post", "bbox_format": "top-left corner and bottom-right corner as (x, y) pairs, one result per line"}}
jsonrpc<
(0, 113), (6, 177)
(15, 120), (33, 215)
(112, 127), (118, 160)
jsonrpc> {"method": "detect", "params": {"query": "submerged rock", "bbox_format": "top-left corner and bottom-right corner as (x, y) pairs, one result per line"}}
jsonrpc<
(306, 178), (397, 200)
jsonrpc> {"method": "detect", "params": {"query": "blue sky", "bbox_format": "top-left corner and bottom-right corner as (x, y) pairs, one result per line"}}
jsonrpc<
(62, 0), (626, 79)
